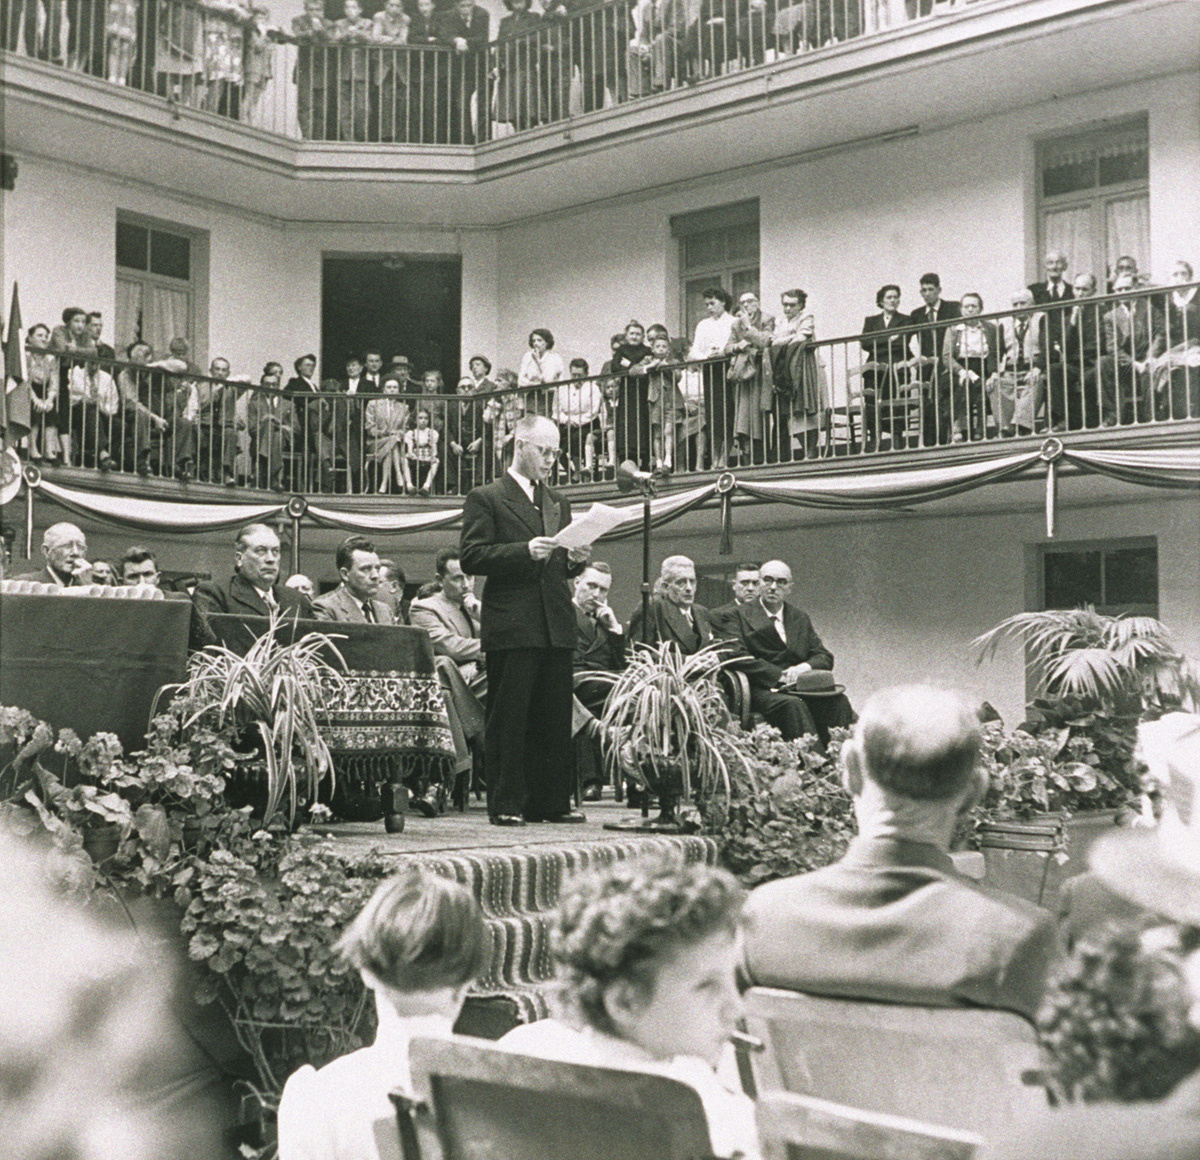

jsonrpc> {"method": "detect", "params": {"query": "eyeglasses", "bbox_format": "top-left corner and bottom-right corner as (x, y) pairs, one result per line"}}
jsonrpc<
(522, 443), (560, 460)
(759, 577), (791, 587)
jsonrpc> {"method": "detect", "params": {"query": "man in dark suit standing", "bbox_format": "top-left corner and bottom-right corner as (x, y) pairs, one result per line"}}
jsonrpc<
(436, 0), (488, 143)
(741, 685), (1060, 1021)
(311, 535), (396, 624)
(460, 414), (590, 826)
(192, 523), (314, 620)
(907, 274), (962, 445)
(721, 559), (854, 744)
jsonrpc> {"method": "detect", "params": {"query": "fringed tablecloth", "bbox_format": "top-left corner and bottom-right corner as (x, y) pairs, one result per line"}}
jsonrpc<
(205, 615), (456, 820)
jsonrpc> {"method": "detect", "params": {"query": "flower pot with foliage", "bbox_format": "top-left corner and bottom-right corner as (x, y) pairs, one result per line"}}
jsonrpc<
(158, 616), (349, 829)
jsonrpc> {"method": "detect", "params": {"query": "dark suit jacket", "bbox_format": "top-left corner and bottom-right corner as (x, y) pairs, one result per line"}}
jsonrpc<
(741, 836), (1060, 1021)
(408, 12), (441, 44)
(192, 572), (314, 620)
(435, 6), (489, 46)
(707, 599), (748, 639)
(627, 596), (716, 654)
(907, 300), (962, 360)
(12, 566), (83, 586)
(726, 600), (834, 685)
(310, 584), (395, 624)
(1029, 280), (1075, 306)
(460, 472), (580, 651)
(860, 312), (912, 363)
(573, 605), (627, 674)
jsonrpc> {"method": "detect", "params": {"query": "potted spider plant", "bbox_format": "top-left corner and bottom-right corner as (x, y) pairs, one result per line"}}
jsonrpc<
(969, 607), (1200, 903)
(596, 642), (745, 833)
(157, 615), (349, 829)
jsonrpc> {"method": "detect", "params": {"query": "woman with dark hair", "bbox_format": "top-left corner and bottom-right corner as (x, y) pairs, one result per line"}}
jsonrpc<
(689, 287), (736, 468)
(24, 323), (60, 462)
(494, 0), (543, 132)
(943, 292), (1001, 442)
(608, 319), (653, 469)
(859, 283), (911, 452)
(517, 327), (566, 387)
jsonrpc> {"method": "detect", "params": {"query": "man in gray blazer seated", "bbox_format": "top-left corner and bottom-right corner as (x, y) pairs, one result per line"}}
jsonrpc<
(741, 684), (1060, 1021)
(311, 536), (395, 625)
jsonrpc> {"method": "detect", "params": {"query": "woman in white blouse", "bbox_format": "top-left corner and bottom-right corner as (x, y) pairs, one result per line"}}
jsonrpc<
(517, 327), (568, 389)
(688, 287), (736, 468)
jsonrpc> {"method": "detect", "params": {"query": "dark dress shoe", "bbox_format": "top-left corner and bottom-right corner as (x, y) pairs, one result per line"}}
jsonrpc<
(582, 785), (603, 802)
(410, 788), (441, 818)
(538, 810), (587, 824)
(489, 814), (525, 827)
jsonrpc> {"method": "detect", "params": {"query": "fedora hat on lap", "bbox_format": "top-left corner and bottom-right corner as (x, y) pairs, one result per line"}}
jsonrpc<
(784, 670), (846, 696)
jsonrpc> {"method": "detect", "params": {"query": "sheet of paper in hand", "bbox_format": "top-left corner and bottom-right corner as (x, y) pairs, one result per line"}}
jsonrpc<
(550, 502), (633, 550)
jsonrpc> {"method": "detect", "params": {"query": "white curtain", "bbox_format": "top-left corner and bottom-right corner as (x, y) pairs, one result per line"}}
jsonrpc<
(115, 277), (142, 354)
(1105, 194), (1150, 280)
(145, 285), (192, 360)
(1042, 206), (1093, 283)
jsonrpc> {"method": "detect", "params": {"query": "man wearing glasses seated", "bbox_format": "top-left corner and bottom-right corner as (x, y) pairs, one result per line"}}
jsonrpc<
(718, 558), (854, 745)
(460, 416), (592, 827)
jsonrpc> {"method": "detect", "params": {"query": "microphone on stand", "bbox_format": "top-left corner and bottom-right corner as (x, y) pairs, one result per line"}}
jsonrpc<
(616, 460), (671, 494)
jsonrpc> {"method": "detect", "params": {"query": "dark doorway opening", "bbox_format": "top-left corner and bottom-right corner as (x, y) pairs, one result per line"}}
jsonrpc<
(321, 255), (462, 389)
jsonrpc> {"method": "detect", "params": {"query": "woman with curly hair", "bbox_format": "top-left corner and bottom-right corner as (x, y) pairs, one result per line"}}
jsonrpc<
(500, 852), (760, 1160)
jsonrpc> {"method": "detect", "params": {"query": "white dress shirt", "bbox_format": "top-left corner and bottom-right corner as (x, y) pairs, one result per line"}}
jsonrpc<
(761, 599), (787, 643)
(507, 464), (537, 503)
(690, 313), (736, 360)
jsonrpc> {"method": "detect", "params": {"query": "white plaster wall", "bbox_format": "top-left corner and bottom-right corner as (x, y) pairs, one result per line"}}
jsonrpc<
(494, 71), (1200, 370)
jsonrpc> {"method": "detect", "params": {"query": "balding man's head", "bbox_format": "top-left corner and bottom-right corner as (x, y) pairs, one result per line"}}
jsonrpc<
(845, 685), (982, 803)
(512, 415), (560, 484)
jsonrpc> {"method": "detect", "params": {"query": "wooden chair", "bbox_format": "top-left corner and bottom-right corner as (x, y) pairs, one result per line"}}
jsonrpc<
(757, 1090), (982, 1160)
(743, 988), (1045, 1139)
(396, 1035), (719, 1160)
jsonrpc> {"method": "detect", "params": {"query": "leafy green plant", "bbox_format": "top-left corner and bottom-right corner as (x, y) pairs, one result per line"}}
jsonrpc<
(159, 617), (349, 827)
(595, 642), (746, 805)
(701, 723), (856, 886)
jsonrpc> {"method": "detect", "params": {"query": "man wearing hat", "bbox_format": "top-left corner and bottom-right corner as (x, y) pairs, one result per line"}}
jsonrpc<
(992, 714), (1200, 1159)
(715, 558), (854, 743)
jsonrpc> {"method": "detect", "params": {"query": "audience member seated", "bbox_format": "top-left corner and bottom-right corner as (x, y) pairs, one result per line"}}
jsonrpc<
(277, 866), (487, 1160)
(192, 522), (315, 619)
(741, 684), (1060, 1021)
(13, 521), (93, 586)
(906, 273), (961, 446)
(1152, 259), (1200, 420)
(378, 558), (409, 624)
(366, 374), (411, 494)
(1054, 273), (1103, 431)
(312, 535), (396, 624)
(858, 283), (912, 452)
(1098, 274), (1160, 426)
(248, 362), (295, 491)
(943, 292), (1000, 442)
(499, 852), (761, 1160)
(719, 558), (854, 744)
(989, 288), (1045, 437)
(89, 559), (118, 586)
(990, 714), (1200, 1160)
(707, 560), (760, 637)
(627, 554), (720, 653)
(285, 572), (316, 600)
(572, 561), (627, 800)
(120, 545), (161, 587)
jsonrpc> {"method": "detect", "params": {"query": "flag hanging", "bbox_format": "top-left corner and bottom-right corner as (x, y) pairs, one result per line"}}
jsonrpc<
(1, 283), (30, 441)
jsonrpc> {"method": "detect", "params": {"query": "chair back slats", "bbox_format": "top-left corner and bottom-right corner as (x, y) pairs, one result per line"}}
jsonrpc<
(744, 988), (1045, 1138)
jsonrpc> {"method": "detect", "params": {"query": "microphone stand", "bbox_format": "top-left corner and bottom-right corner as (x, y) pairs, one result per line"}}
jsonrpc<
(614, 460), (666, 645)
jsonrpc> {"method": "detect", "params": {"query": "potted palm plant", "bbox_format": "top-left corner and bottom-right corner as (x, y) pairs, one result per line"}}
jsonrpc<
(158, 616), (349, 829)
(595, 642), (746, 833)
(969, 607), (1200, 903)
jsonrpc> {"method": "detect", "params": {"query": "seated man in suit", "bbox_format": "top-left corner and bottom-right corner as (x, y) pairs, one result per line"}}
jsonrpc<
(311, 536), (395, 624)
(741, 685), (1060, 1021)
(192, 523), (314, 620)
(718, 559), (854, 745)
(706, 561), (760, 638)
(628, 554), (718, 652)
(13, 521), (93, 586)
(410, 547), (487, 804)
(573, 561), (627, 801)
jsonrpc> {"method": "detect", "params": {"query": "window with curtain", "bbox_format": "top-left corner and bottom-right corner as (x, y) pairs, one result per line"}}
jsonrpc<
(672, 200), (760, 340)
(1037, 116), (1149, 288)
(115, 217), (196, 357)
(1040, 537), (1158, 618)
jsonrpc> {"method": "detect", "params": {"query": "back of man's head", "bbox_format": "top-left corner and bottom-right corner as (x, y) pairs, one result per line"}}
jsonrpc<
(852, 685), (981, 802)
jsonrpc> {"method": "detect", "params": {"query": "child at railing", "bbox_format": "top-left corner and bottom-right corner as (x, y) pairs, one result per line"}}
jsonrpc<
(645, 331), (686, 471)
(104, 0), (138, 84)
(481, 369), (525, 477)
(405, 406), (440, 494)
(365, 374), (410, 493)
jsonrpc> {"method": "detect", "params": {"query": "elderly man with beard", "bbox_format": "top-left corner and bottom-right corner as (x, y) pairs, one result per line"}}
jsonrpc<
(460, 415), (590, 826)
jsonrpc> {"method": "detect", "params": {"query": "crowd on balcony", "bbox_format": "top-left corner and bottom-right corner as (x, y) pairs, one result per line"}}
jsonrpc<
(5, 0), (983, 142)
(3, 254), (1195, 499)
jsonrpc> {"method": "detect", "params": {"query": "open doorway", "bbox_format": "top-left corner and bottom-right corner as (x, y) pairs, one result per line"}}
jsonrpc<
(321, 254), (462, 388)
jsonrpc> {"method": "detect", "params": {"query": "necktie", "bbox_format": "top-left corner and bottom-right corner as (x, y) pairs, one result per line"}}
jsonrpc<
(362, 601), (375, 623)
(774, 611), (787, 644)
(263, 587), (277, 610)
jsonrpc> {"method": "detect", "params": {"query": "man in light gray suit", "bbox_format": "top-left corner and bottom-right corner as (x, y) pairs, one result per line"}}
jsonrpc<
(311, 536), (396, 624)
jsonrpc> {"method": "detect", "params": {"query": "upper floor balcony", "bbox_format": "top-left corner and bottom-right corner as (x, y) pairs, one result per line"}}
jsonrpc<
(4, 0), (1194, 222)
(18, 282), (1199, 511)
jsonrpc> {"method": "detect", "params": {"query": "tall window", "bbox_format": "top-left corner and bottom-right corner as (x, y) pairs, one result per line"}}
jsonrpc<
(115, 216), (197, 357)
(1038, 116), (1149, 287)
(673, 200), (760, 342)
(1039, 537), (1158, 618)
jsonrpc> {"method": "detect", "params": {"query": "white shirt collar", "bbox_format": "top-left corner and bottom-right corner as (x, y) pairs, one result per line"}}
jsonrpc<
(507, 465), (537, 503)
(760, 598), (787, 639)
